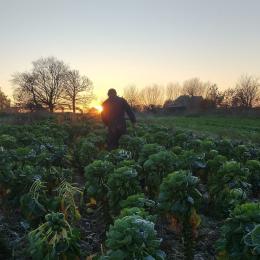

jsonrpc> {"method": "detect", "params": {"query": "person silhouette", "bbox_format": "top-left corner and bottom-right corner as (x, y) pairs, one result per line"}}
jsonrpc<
(101, 88), (136, 150)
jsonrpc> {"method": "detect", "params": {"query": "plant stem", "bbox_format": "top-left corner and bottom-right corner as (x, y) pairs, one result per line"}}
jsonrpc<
(183, 219), (194, 260)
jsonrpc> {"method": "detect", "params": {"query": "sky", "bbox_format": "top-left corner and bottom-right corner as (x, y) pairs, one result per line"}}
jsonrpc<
(0, 0), (260, 103)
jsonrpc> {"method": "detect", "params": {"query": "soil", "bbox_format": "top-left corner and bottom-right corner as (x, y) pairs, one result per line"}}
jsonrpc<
(157, 215), (221, 260)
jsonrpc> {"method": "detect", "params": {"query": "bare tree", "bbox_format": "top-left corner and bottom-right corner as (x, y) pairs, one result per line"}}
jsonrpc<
(12, 57), (68, 112)
(123, 85), (140, 108)
(233, 75), (259, 108)
(254, 96), (260, 107)
(220, 88), (237, 108)
(139, 84), (164, 107)
(165, 82), (181, 101)
(0, 87), (10, 110)
(63, 70), (93, 113)
(182, 78), (206, 97)
(205, 84), (223, 107)
(12, 72), (39, 108)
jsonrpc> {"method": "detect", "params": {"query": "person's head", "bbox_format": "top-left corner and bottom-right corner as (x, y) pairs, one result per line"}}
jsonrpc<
(108, 88), (117, 97)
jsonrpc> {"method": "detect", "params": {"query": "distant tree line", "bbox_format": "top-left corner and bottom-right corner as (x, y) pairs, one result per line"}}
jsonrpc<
(0, 57), (259, 114)
(12, 57), (94, 113)
(123, 75), (260, 111)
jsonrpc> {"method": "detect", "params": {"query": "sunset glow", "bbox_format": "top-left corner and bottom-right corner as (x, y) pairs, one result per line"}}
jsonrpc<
(94, 105), (103, 113)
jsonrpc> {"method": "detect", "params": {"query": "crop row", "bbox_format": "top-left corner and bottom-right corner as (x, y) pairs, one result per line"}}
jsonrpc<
(0, 119), (259, 259)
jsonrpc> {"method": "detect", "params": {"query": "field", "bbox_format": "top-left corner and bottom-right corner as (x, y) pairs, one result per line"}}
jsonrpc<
(139, 115), (260, 143)
(0, 113), (260, 260)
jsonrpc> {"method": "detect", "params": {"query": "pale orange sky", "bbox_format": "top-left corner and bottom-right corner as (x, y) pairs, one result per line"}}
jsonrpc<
(1, 0), (260, 105)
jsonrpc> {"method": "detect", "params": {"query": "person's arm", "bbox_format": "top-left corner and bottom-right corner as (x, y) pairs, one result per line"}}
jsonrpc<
(123, 98), (136, 124)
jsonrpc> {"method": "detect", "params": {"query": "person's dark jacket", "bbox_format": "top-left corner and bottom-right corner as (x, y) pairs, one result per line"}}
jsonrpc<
(101, 96), (136, 127)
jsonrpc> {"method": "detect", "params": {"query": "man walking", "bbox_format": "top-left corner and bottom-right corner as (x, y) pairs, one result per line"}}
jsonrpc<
(101, 88), (136, 150)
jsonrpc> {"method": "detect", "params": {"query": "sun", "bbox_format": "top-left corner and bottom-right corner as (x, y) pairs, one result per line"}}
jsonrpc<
(94, 105), (103, 113)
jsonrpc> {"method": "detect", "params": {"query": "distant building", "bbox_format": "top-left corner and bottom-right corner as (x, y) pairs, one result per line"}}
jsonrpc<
(164, 95), (204, 113)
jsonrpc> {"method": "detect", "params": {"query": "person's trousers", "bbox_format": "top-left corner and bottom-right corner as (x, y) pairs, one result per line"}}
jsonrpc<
(107, 123), (126, 151)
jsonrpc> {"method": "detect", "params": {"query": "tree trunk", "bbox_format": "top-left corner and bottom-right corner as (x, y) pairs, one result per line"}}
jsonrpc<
(72, 97), (76, 114)
(49, 104), (54, 113)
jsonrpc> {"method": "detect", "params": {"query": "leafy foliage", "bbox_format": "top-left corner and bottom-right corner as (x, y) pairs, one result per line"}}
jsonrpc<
(119, 193), (156, 211)
(119, 135), (146, 160)
(85, 132), (106, 149)
(0, 134), (17, 149)
(107, 166), (141, 216)
(176, 150), (206, 174)
(215, 139), (234, 158)
(159, 170), (201, 260)
(105, 149), (132, 165)
(207, 154), (227, 172)
(234, 145), (252, 162)
(119, 207), (155, 222)
(119, 193), (157, 222)
(101, 215), (165, 260)
(143, 151), (177, 197)
(159, 171), (201, 218)
(28, 212), (80, 259)
(244, 224), (260, 257)
(56, 180), (82, 222)
(84, 160), (114, 203)
(209, 161), (251, 216)
(20, 179), (47, 224)
(174, 132), (189, 146)
(75, 138), (98, 168)
(149, 131), (174, 148)
(138, 143), (165, 166)
(200, 138), (216, 152)
(216, 202), (260, 260)
(246, 160), (260, 197)
(1, 116), (260, 259)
